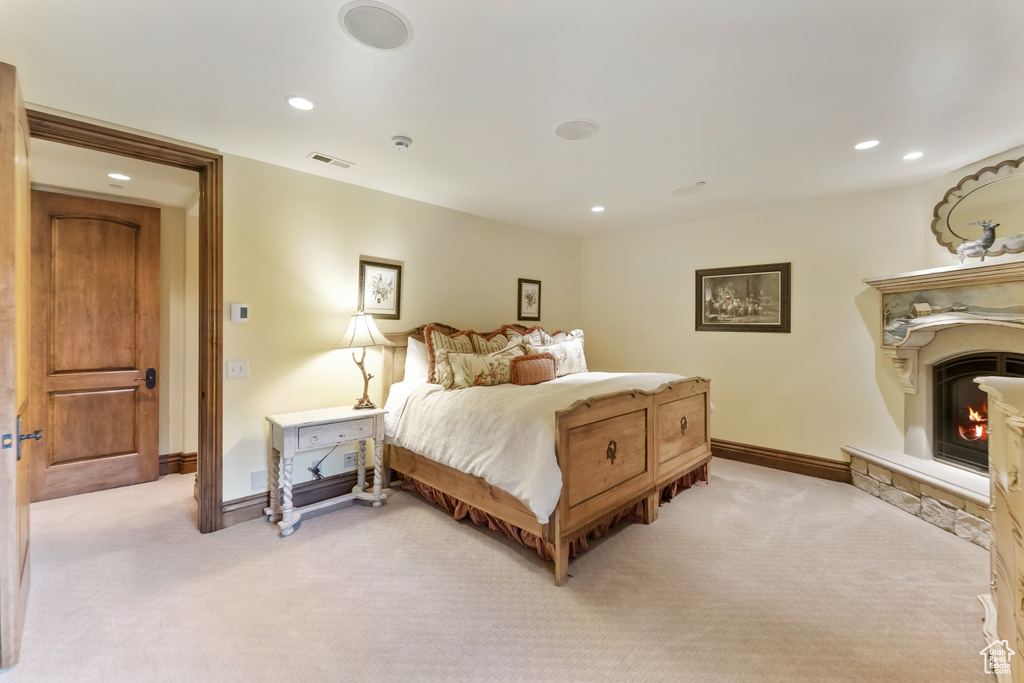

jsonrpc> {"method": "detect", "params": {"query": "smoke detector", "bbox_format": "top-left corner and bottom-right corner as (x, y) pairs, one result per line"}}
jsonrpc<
(306, 151), (355, 169)
(391, 135), (412, 151)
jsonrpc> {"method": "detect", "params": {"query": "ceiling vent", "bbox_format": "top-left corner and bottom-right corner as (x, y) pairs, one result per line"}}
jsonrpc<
(307, 152), (355, 169)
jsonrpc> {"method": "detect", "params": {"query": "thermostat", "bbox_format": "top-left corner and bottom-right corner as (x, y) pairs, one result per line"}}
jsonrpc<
(231, 303), (248, 322)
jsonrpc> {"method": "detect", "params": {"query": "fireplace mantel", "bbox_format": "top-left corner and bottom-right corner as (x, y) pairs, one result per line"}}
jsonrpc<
(864, 260), (1024, 294)
(865, 260), (1024, 394)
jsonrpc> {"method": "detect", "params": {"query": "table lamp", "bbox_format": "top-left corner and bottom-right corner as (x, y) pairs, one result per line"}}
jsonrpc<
(332, 311), (394, 409)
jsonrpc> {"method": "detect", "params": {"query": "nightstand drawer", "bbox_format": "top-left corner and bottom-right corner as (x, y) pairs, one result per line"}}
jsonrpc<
(298, 418), (374, 449)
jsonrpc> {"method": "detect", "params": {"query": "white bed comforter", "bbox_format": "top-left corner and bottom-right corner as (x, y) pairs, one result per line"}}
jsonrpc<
(385, 372), (684, 524)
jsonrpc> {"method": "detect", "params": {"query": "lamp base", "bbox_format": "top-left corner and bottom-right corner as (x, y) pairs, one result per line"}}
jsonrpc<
(352, 348), (377, 410)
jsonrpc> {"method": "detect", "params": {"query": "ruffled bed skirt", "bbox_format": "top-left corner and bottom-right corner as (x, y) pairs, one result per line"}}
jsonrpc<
(400, 463), (708, 562)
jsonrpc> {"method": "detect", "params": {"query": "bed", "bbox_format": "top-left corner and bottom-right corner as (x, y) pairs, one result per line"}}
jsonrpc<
(381, 323), (712, 585)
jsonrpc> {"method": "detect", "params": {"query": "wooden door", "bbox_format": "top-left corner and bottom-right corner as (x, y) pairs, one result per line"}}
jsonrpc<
(30, 191), (160, 501)
(0, 61), (32, 670)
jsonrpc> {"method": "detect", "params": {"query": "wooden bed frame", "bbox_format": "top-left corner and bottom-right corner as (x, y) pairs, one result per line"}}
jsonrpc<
(381, 324), (712, 585)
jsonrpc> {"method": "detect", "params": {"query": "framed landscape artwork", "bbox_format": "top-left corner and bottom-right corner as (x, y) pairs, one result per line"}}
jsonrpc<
(359, 258), (402, 320)
(695, 262), (791, 333)
(518, 278), (541, 321)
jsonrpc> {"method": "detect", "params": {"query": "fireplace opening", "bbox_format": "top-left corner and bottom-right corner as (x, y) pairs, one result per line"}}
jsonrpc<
(934, 353), (1024, 473)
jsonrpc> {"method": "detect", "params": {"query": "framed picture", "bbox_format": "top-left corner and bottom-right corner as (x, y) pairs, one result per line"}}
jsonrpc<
(359, 258), (402, 320)
(695, 262), (790, 333)
(517, 278), (541, 321)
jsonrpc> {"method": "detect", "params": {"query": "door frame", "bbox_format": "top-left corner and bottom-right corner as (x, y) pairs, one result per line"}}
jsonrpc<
(26, 110), (224, 532)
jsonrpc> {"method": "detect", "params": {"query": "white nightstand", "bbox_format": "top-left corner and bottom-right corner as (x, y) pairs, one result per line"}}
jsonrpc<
(264, 406), (387, 536)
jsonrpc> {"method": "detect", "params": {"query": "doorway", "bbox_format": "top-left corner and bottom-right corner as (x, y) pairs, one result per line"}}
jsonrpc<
(26, 109), (224, 532)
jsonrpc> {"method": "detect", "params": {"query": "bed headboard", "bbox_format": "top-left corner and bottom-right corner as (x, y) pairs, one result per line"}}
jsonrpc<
(380, 322), (461, 405)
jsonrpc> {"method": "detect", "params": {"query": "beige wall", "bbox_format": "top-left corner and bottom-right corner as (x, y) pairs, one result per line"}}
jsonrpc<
(580, 145), (1024, 463)
(581, 186), (925, 460)
(221, 154), (582, 501)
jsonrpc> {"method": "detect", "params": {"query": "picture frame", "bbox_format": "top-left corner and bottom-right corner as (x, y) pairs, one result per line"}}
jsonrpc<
(359, 258), (402, 320)
(695, 262), (791, 333)
(517, 278), (541, 321)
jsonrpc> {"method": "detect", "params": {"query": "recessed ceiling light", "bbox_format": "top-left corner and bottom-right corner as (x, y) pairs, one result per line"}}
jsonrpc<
(854, 140), (879, 150)
(591, 206), (605, 213)
(555, 120), (599, 141)
(903, 151), (924, 160)
(287, 96), (315, 111)
(339, 1), (413, 51)
(108, 173), (131, 181)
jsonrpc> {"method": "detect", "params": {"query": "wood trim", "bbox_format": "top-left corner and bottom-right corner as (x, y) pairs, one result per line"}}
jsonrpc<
(711, 438), (852, 483)
(27, 109), (224, 532)
(159, 452), (198, 476)
(221, 470), (363, 529)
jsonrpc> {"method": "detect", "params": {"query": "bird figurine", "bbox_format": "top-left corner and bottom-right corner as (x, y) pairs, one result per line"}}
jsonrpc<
(957, 220), (999, 264)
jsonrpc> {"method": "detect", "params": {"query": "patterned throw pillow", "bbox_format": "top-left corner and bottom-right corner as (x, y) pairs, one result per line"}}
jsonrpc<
(523, 328), (587, 377)
(510, 353), (557, 386)
(434, 339), (526, 390)
(424, 324), (475, 383)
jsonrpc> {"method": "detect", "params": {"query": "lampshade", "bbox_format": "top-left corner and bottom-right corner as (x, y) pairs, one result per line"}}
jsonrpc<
(332, 312), (394, 350)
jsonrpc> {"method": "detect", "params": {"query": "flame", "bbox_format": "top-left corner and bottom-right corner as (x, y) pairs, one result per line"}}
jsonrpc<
(957, 402), (988, 442)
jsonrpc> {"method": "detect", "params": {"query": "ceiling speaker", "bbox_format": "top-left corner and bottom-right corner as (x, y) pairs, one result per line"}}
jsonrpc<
(554, 120), (599, 141)
(340, 2), (412, 51)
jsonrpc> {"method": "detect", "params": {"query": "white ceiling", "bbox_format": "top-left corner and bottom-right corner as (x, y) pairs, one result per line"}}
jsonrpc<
(3, 0), (1023, 238)
(30, 139), (198, 209)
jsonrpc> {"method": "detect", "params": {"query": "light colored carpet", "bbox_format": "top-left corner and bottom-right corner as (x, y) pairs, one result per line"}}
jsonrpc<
(2, 459), (990, 682)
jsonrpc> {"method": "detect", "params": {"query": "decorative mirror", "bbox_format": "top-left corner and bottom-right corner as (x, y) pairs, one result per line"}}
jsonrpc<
(932, 156), (1024, 259)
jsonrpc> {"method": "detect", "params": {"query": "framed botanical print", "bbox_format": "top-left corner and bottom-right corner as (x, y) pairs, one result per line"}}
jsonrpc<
(359, 258), (402, 320)
(517, 278), (541, 321)
(695, 262), (790, 333)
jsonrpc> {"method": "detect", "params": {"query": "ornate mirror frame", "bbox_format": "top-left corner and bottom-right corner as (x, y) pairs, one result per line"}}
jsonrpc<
(932, 155), (1024, 258)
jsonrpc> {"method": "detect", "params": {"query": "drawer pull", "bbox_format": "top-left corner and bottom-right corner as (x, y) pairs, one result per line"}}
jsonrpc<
(680, 416), (688, 435)
(606, 440), (617, 464)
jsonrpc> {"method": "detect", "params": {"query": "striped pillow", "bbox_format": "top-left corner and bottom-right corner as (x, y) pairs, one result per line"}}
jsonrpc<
(424, 324), (474, 383)
(510, 353), (557, 386)
(471, 329), (524, 354)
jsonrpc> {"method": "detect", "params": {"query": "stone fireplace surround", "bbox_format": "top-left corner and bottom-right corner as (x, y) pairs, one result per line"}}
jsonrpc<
(844, 261), (1024, 549)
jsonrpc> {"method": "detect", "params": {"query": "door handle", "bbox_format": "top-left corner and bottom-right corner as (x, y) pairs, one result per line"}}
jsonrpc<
(16, 415), (41, 462)
(134, 367), (157, 389)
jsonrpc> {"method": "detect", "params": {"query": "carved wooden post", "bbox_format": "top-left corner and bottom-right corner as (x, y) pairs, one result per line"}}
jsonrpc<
(279, 457), (294, 536)
(265, 446), (281, 522)
(352, 439), (367, 494)
(373, 439), (384, 507)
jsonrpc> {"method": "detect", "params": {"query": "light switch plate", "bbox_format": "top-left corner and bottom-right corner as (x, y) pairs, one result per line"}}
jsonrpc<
(251, 469), (266, 491)
(227, 360), (248, 379)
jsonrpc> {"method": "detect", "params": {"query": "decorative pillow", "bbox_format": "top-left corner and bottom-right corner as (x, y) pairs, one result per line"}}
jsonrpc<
(434, 340), (526, 390)
(424, 324), (475, 383)
(404, 337), (429, 383)
(510, 353), (557, 386)
(524, 326), (578, 346)
(524, 328), (587, 377)
(470, 328), (524, 354)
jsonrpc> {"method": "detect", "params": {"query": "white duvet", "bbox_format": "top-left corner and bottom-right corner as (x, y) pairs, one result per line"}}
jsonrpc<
(385, 372), (685, 524)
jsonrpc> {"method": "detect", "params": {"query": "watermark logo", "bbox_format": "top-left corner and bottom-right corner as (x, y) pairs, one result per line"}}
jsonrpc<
(981, 640), (1015, 676)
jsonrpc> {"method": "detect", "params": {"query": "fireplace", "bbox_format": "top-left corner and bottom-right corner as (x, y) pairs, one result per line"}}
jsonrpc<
(934, 353), (1024, 472)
